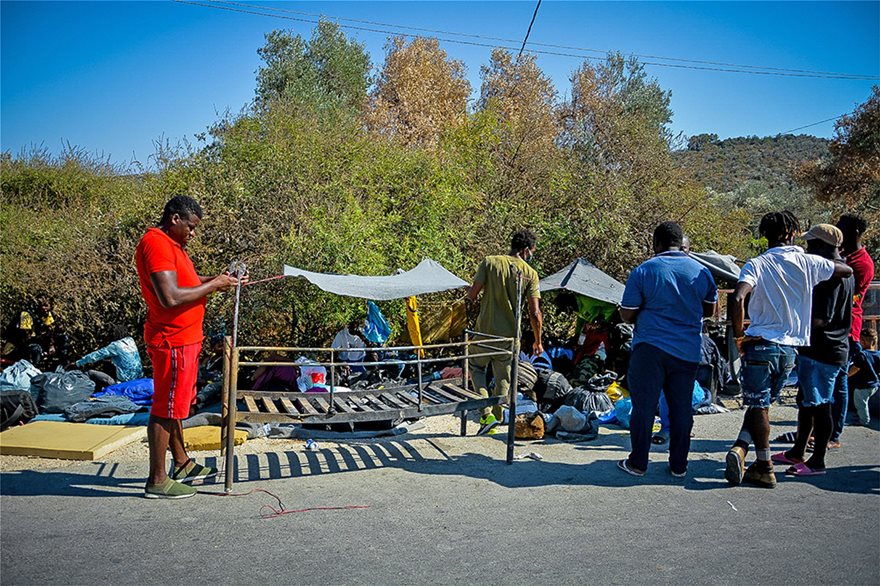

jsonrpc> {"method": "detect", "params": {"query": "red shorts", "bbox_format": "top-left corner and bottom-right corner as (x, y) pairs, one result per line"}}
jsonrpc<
(148, 342), (202, 419)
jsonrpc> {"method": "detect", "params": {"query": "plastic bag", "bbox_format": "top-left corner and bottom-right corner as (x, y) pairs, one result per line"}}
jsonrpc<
(613, 397), (633, 429)
(31, 370), (95, 414)
(606, 381), (630, 403)
(0, 360), (41, 392)
(363, 301), (391, 344)
(93, 378), (154, 406)
(550, 405), (588, 432)
(564, 389), (613, 414)
(691, 381), (711, 410)
(298, 366), (328, 391)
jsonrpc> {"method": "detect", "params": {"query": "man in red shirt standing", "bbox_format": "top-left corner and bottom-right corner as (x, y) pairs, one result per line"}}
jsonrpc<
(136, 195), (240, 499)
(829, 214), (875, 447)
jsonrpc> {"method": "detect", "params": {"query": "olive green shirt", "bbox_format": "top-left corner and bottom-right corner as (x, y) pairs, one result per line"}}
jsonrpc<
(473, 255), (541, 338)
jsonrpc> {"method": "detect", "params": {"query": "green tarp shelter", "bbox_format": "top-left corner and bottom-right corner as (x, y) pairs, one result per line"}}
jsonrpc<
(539, 258), (625, 323)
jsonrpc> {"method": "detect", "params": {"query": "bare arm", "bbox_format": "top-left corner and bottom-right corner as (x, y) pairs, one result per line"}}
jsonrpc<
(832, 260), (853, 278)
(731, 281), (752, 338)
(730, 281), (756, 354)
(528, 296), (543, 355)
(619, 307), (638, 324)
(703, 300), (717, 319)
(467, 282), (483, 302)
(150, 271), (238, 309)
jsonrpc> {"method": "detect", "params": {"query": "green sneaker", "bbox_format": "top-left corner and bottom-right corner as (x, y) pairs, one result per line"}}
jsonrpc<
(144, 477), (197, 499)
(171, 459), (218, 484)
(477, 414), (499, 436)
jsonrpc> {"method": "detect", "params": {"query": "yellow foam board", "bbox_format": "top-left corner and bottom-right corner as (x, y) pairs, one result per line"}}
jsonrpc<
(0, 421), (146, 460)
(183, 426), (248, 451)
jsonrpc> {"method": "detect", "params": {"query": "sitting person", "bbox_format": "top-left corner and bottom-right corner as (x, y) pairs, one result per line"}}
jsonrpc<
(573, 318), (611, 365)
(332, 320), (366, 373)
(1, 309), (42, 366)
(850, 329), (880, 426)
(74, 325), (144, 383)
(252, 352), (300, 392)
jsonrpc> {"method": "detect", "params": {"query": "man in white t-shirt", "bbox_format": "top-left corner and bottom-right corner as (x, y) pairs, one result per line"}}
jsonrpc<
(725, 211), (853, 489)
(332, 320), (366, 366)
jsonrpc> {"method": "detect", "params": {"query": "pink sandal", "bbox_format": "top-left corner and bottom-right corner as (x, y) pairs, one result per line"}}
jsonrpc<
(771, 452), (803, 466)
(785, 462), (826, 477)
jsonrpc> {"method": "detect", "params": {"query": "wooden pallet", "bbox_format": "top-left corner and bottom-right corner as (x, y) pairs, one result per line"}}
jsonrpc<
(234, 381), (502, 425)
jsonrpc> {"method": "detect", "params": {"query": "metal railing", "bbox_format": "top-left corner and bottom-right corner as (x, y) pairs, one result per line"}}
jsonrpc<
(220, 330), (518, 491)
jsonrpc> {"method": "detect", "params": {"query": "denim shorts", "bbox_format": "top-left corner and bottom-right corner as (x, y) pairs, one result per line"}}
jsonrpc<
(797, 355), (842, 407)
(740, 342), (797, 408)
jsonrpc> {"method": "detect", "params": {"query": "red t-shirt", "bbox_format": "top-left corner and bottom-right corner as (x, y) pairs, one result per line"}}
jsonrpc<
(135, 227), (205, 348)
(848, 246), (875, 341)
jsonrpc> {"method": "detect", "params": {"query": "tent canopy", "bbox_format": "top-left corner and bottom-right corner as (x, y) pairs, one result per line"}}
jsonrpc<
(539, 258), (625, 306)
(689, 251), (742, 285)
(281, 258), (468, 301)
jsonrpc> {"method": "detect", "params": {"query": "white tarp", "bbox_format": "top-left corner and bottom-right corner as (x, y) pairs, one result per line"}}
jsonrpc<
(539, 258), (625, 305)
(282, 258), (468, 300)
(689, 251), (742, 284)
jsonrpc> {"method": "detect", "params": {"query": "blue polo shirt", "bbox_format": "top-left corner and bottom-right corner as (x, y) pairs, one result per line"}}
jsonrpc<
(620, 251), (718, 363)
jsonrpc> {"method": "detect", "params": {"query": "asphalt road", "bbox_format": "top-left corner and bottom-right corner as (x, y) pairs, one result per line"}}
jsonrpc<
(2, 405), (878, 586)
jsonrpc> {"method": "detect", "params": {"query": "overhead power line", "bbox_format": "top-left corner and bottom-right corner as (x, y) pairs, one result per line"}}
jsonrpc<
(205, 0), (879, 81)
(517, 0), (542, 59)
(778, 113), (847, 135)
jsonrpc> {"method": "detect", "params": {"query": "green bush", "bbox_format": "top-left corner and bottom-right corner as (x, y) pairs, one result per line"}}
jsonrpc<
(1, 26), (771, 359)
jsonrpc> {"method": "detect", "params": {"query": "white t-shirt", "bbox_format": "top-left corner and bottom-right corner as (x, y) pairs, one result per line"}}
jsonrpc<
(331, 328), (366, 361)
(738, 245), (835, 346)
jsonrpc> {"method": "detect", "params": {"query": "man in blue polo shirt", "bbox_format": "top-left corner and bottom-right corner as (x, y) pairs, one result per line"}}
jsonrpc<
(617, 222), (718, 478)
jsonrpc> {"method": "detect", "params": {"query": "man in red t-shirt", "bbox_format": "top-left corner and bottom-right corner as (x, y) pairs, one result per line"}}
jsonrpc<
(136, 195), (241, 499)
(829, 214), (875, 446)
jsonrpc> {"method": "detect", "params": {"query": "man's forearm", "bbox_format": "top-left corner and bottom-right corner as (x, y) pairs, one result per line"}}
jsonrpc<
(731, 300), (745, 338)
(152, 273), (224, 309)
(530, 312), (543, 346)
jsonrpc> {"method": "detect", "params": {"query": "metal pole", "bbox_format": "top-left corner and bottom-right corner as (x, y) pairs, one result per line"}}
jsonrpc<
(219, 336), (232, 471)
(506, 270), (523, 465)
(329, 349), (336, 415)
(231, 269), (243, 348)
(224, 273), (243, 492)
(416, 353), (424, 412)
(224, 347), (240, 492)
(460, 331), (470, 436)
(462, 331), (470, 390)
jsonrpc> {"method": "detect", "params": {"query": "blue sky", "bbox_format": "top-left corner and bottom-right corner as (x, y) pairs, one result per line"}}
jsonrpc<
(2, 1), (877, 167)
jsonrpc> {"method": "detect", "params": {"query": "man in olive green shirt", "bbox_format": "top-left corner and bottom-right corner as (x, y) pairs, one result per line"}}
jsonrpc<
(467, 229), (543, 435)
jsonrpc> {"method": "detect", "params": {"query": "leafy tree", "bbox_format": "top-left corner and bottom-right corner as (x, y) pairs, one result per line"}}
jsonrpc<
(255, 20), (371, 112)
(796, 85), (880, 231)
(368, 37), (471, 148)
(478, 49), (558, 168)
(555, 53), (748, 274)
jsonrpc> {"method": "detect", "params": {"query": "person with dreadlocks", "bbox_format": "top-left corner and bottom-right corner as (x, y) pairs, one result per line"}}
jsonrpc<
(725, 211), (852, 488)
(771, 224), (853, 477)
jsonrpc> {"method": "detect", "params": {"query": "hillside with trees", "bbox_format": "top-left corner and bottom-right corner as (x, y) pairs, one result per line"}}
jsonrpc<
(3, 21), (873, 353)
(676, 134), (832, 227)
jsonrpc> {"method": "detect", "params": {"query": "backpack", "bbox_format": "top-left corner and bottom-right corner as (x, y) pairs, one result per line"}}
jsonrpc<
(0, 390), (39, 430)
(534, 370), (573, 404)
(564, 388), (614, 414)
(517, 361), (538, 396)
